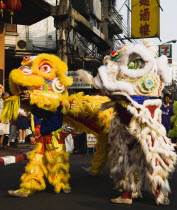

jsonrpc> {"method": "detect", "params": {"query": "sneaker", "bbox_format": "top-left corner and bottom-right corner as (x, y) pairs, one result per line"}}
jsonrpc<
(111, 197), (133, 204)
(18, 140), (22, 144)
(63, 189), (71, 194)
(8, 190), (29, 198)
(22, 140), (25, 143)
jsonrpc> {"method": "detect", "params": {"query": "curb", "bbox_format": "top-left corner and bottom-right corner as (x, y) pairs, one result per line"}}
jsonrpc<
(0, 152), (29, 167)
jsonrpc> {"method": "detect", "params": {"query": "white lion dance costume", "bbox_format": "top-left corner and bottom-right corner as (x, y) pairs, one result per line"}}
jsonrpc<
(78, 40), (177, 205)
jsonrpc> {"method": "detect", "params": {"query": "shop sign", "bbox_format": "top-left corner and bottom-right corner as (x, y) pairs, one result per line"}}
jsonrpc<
(131, 0), (160, 38)
(159, 44), (172, 58)
(68, 71), (92, 89)
(87, 134), (97, 148)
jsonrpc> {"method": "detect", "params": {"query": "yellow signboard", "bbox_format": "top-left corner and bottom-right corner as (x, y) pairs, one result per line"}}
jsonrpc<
(131, 0), (160, 38)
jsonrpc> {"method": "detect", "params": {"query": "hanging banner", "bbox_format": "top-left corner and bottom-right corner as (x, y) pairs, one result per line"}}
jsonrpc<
(131, 0), (160, 38)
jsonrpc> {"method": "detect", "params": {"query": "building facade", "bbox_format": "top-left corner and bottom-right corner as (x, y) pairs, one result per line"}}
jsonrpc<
(2, 0), (123, 94)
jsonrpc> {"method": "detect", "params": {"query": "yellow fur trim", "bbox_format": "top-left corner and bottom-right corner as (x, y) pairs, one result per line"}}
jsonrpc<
(9, 69), (45, 95)
(11, 69), (45, 86)
(89, 134), (109, 175)
(27, 143), (43, 159)
(45, 147), (70, 193)
(54, 183), (69, 193)
(20, 157), (47, 191)
(46, 128), (64, 150)
(20, 173), (46, 191)
(18, 188), (34, 194)
(49, 173), (71, 193)
(24, 162), (45, 175)
(45, 150), (69, 164)
(62, 93), (113, 134)
(48, 173), (70, 186)
(30, 90), (69, 111)
(47, 162), (70, 174)
(0, 96), (20, 122)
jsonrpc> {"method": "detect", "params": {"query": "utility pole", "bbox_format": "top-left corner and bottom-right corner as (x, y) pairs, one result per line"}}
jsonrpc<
(127, 0), (131, 37)
(101, 0), (108, 40)
(0, 21), (5, 87)
(54, 0), (70, 63)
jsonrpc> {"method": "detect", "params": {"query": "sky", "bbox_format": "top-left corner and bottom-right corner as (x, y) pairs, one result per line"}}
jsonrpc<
(116, 0), (177, 61)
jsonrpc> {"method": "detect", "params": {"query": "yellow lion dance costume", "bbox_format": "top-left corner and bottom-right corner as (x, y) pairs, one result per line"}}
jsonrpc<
(1, 54), (112, 197)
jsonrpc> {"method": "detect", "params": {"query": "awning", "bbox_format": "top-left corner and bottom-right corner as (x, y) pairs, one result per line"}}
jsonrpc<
(2, 0), (52, 25)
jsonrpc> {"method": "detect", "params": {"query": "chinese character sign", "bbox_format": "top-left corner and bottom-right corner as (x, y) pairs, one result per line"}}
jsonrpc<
(131, 0), (160, 38)
(68, 71), (92, 89)
(87, 134), (97, 148)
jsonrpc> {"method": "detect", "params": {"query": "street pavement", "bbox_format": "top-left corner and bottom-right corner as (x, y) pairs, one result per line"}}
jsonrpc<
(0, 153), (176, 210)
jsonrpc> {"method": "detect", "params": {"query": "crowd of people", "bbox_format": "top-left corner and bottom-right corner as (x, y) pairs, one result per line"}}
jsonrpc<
(0, 85), (41, 150)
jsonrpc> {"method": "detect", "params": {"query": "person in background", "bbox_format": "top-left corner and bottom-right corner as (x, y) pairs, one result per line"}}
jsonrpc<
(171, 83), (177, 103)
(0, 85), (4, 149)
(8, 119), (18, 147)
(17, 107), (30, 143)
(161, 93), (174, 136)
(73, 132), (87, 154)
(0, 91), (10, 148)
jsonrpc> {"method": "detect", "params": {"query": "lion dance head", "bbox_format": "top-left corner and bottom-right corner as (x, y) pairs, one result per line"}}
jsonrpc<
(9, 54), (73, 111)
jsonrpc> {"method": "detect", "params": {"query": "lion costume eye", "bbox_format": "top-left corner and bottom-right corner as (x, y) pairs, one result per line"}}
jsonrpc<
(52, 78), (65, 93)
(39, 64), (51, 74)
(18, 66), (32, 75)
(128, 59), (145, 69)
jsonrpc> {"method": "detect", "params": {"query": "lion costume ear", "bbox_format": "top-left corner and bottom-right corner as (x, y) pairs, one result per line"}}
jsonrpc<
(141, 39), (158, 57)
(157, 55), (172, 83)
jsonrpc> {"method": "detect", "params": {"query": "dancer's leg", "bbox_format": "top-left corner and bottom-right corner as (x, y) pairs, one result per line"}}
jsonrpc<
(8, 138), (48, 197)
(45, 131), (71, 193)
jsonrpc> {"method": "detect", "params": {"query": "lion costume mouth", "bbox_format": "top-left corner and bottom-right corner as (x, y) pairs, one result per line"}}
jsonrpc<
(13, 74), (66, 95)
